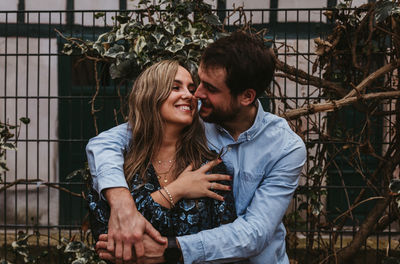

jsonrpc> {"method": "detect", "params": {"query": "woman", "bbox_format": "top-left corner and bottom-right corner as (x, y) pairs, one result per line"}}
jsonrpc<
(87, 60), (236, 242)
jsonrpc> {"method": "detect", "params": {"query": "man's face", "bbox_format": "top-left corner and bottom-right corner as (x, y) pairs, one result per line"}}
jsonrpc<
(194, 65), (240, 124)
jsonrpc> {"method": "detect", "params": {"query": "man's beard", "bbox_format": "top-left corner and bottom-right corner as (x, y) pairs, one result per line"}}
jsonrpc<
(200, 101), (240, 124)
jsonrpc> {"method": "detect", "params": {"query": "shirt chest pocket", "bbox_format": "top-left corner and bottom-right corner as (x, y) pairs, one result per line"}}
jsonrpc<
(235, 170), (264, 214)
(239, 170), (263, 183)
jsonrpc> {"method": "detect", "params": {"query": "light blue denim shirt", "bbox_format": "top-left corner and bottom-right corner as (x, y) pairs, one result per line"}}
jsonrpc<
(86, 101), (306, 264)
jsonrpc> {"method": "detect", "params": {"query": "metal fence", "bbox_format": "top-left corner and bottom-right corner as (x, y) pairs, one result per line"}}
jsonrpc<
(0, 8), (399, 263)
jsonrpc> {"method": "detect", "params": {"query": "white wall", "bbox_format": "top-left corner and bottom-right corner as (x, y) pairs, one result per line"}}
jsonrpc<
(0, 37), (59, 226)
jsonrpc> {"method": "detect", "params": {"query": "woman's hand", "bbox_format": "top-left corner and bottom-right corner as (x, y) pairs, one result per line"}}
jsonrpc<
(166, 159), (232, 202)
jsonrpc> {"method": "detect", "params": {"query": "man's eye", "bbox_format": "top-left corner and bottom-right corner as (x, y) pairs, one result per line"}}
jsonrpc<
(205, 85), (215, 93)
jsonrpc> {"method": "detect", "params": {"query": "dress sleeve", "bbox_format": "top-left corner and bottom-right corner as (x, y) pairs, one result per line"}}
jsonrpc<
(210, 162), (237, 226)
(132, 182), (173, 236)
(86, 181), (110, 242)
(87, 172), (175, 240)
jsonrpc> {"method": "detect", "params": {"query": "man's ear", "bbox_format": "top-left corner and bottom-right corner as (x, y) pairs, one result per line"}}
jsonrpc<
(239, 89), (256, 106)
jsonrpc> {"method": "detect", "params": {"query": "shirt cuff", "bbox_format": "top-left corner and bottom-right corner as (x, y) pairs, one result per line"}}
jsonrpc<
(177, 234), (205, 264)
(93, 168), (129, 200)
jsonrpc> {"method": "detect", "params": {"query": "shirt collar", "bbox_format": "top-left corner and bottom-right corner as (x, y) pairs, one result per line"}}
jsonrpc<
(214, 100), (266, 142)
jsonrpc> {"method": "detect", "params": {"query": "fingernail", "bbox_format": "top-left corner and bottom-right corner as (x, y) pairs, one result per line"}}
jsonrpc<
(218, 157), (222, 162)
(228, 186), (231, 190)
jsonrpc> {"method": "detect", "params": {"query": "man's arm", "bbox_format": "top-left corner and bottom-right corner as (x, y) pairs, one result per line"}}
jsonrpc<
(86, 123), (165, 264)
(86, 123), (130, 195)
(177, 140), (306, 263)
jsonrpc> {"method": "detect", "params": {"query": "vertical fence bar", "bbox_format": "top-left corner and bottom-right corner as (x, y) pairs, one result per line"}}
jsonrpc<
(14, 11), (19, 248)
(3, 11), (9, 261)
(25, 10), (29, 237)
(36, 11), (41, 245)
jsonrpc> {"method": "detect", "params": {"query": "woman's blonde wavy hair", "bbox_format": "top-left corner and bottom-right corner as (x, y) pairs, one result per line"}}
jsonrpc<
(124, 60), (216, 184)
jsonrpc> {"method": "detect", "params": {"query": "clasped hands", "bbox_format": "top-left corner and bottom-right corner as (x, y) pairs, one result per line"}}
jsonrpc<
(98, 159), (231, 264)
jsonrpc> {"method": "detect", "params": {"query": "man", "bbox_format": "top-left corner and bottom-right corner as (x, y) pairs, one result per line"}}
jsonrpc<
(86, 31), (306, 263)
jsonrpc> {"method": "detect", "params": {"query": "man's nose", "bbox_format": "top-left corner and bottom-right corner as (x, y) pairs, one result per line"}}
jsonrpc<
(194, 84), (205, 99)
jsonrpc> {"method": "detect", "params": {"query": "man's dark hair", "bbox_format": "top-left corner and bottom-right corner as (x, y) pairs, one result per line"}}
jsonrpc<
(200, 31), (275, 98)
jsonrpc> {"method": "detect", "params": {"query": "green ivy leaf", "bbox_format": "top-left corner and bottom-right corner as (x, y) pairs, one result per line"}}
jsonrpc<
(2, 143), (16, 151)
(64, 241), (84, 253)
(94, 12), (105, 19)
(165, 22), (177, 35)
(152, 32), (165, 44)
(66, 169), (83, 181)
(166, 43), (184, 53)
(134, 36), (147, 54)
(389, 179), (400, 194)
(203, 14), (222, 26)
(375, 1), (398, 23)
(104, 44), (125, 58)
(19, 117), (30, 124)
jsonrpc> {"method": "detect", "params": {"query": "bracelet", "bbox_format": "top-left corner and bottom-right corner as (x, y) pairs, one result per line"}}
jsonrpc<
(163, 187), (175, 208)
(158, 189), (171, 206)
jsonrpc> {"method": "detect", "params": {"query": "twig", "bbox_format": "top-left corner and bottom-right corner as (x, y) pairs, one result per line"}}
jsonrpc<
(344, 58), (400, 99)
(0, 179), (82, 198)
(283, 90), (400, 119)
(275, 58), (347, 97)
(333, 196), (385, 223)
(90, 61), (101, 135)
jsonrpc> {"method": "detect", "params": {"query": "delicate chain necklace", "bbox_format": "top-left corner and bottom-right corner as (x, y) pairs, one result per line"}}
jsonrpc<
(153, 159), (175, 183)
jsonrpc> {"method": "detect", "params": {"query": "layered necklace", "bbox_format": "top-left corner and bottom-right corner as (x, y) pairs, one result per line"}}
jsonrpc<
(153, 158), (175, 183)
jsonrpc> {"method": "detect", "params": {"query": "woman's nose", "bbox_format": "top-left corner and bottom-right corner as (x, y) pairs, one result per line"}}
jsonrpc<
(181, 88), (193, 99)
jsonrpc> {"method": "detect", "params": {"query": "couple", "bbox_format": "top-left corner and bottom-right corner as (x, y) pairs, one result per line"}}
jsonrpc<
(86, 31), (306, 264)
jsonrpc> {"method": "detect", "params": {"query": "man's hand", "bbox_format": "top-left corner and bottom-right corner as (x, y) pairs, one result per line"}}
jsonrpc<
(96, 234), (167, 264)
(104, 188), (166, 264)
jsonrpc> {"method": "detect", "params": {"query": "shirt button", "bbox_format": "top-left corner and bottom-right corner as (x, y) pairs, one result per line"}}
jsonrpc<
(227, 146), (232, 151)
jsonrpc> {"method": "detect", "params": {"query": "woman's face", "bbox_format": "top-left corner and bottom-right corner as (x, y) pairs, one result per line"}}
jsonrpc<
(160, 66), (197, 129)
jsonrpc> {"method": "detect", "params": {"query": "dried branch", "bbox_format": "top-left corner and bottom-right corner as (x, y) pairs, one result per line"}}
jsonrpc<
(344, 58), (400, 99)
(0, 179), (83, 198)
(275, 58), (347, 97)
(282, 90), (400, 119)
(90, 61), (101, 135)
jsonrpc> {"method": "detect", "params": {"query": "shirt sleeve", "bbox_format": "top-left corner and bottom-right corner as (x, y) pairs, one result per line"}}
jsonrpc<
(85, 123), (131, 197)
(177, 140), (306, 263)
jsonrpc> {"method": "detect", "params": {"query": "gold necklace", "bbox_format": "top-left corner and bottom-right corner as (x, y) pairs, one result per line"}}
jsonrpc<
(153, 159), (174, 183)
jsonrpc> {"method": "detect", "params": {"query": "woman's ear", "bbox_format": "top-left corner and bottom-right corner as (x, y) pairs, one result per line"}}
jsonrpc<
(239, 89), (256, 106)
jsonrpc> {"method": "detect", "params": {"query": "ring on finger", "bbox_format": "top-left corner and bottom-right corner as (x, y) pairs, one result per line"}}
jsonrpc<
(210, 182), (215, 190)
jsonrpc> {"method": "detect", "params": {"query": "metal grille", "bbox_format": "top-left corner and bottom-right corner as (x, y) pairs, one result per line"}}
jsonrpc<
(0, 8), (399, 263)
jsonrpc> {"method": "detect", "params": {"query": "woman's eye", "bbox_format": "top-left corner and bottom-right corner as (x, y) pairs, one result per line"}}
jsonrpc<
(172, 86), (180, 91)
(189, 89), (196, 94)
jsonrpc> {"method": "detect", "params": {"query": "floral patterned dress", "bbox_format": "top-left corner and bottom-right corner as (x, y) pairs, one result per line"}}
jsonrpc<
(87, 161), (236, 241)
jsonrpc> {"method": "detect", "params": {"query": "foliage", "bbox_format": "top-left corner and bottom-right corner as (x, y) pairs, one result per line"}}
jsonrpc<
(3, 231), (105, 264)
(61, 0), (226, 80)
(0, 118), (30, 182)
(277, 0), (400, 262)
